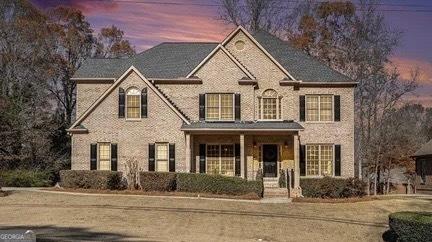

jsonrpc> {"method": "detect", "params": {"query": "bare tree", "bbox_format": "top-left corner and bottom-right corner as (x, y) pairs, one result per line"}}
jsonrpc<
(124, 157), (140, 190)
(96, 25), (135, 58)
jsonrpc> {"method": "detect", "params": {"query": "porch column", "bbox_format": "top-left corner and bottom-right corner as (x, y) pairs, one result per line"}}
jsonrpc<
(240, 133), (245, 179)
(185, 133), (191, 172)
(293, 134), (300, 188)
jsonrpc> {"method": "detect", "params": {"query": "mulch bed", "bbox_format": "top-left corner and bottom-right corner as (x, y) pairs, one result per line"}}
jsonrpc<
(43, 187), (261, 200)
(292, 196), (378, 203)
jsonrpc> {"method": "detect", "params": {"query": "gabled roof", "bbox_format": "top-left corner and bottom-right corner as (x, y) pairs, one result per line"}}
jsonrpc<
(252, 31), (352, 83)
(69, 66), (190, 131)
(73, 42), (218, 79)
(413, 139), (432, 158)
(72, 26), (352, 83)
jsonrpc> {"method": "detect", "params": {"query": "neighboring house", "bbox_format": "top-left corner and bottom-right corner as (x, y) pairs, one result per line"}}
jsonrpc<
(68, 26), (356, 196)
(412, 139), (432, 185)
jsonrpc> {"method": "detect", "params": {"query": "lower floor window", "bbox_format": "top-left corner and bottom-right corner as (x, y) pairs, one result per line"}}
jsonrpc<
(306, 144), (333, 176)
(156, 143), (169, 172)
(207, 144), (235, 176)
(98, 143), (111, 170)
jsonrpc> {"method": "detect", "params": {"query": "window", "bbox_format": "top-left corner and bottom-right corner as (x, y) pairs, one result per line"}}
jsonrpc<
(205, 94), (234, 121)
(156, 143), (169, 172)
(306, 144), (333, 176)
(98, 143), (111, 170)
(306, 95), (333, 121)
(126, 88), (140, 119)
(206, 144), (235, 176)
(258, 89), (282, 120)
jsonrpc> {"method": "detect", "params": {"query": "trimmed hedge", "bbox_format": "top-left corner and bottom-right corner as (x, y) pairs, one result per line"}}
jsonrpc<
(177, 173), (263, 197)
(139, 172), (176, 191)
(0, 170), (54, 187)
(300, 177), (366, 198)
(389, 212), (432, 242)
(60, 170), (123, 190)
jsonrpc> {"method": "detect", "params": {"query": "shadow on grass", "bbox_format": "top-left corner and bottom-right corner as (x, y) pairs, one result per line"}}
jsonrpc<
(382, 229), (398, 242)
(0, 225), (157, 242)
(3, 203), (388, 228)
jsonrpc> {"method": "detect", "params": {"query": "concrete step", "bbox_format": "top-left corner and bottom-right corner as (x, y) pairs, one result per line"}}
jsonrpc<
(264, 182), (279, 188)
(264, 188), (289, 198)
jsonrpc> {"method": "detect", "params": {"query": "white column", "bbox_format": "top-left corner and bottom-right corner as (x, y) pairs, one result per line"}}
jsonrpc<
(185, 133), (191, 173)
(240, 133), (245, 179)
(293, 134), (300, 188)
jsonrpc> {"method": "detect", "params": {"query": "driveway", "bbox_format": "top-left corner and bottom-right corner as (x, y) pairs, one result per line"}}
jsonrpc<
(0, 190), (431, 241)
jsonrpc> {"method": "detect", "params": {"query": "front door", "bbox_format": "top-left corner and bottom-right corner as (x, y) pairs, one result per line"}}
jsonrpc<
(263, 144), (278, 177)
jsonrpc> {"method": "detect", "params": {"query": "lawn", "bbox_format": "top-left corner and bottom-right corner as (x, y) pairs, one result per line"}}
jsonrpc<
(0, 190), (431, 241)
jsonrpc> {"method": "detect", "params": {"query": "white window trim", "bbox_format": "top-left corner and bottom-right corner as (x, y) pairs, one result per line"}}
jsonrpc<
(305, 144), (335, 177)
(126, 88), (141, 121)
(205, 93), (235, 122)
(97, 142), (111, 170)
(205, 143), (235, 176)
(305, 95), (334, 123)
(155, 143), (169, 172)
(257, 96), (283, 121)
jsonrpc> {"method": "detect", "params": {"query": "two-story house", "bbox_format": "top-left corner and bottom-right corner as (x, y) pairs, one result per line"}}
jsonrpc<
(68, 26), (356, 196)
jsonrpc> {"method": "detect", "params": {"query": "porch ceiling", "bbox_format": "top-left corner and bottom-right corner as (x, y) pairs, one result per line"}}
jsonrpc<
(181, 120), (304, 132)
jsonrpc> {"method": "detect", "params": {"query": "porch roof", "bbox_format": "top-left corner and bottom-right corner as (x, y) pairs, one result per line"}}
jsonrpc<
(181, 120), (304, 132)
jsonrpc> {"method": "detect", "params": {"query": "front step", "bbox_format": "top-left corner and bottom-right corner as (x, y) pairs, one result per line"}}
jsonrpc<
(264, 187), (289, 198)
(263, 177), (279, 188)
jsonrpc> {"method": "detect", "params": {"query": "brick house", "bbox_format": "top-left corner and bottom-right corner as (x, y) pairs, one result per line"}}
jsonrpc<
(68, 26), (356, 196)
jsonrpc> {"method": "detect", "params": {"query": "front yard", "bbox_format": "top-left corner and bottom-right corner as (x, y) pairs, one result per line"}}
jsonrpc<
(0, 190), (431, 241)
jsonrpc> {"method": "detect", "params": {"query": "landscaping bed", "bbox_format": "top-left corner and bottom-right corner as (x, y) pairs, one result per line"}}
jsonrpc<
(292, 196), (377, 203)
(0, 170), (54, 187)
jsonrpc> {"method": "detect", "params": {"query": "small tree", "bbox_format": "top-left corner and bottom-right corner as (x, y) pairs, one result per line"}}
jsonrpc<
(124, 157), (140, 190)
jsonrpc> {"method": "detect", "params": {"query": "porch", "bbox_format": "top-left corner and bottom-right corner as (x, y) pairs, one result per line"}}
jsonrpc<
(181, 121), (304, 196)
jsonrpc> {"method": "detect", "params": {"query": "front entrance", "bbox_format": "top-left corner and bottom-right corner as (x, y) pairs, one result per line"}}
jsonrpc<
(263, 144), (278, 177)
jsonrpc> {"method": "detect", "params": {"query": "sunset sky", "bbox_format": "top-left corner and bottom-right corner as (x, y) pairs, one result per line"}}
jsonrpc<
(31, 0), (432, 106)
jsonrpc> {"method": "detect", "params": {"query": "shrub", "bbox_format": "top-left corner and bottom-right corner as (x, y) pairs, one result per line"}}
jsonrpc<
(139, 172), (176, 191)
(177, 173), (263, 197)
(60, 170), (123, 190)
(0, 170), (53, 187)
(278, 169), (286, 188)
(300, 177), (366, 198)
(389, 212), (432, 242)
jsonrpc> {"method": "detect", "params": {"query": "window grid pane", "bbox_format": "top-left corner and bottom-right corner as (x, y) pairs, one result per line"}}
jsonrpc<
(320, 96), (333, 121)
(306, 96), (319, 121)
(220, 145), (234, 176)
(306, 145), (319, 176)
(156, 144), (168, 172)
(127, 95), (140, 119)
(99, 143), (110, 170)
(220, 94), (233, 120)
(206, 94), (220, 120)
(207, 145), (220, 175)
(263, 98), (277, 119)
(320, 145), (333, 176)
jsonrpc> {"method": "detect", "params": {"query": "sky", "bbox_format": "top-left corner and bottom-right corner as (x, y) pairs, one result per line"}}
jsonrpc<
(31, 0), (432, 106)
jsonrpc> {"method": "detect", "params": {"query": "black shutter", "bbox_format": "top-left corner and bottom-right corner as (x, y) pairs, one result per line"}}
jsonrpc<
(119, 88), (125, 118)
(235, 144), (240, 176)
(199, 94), (205, 121)
(90, 144), (97, 170)
(148, 143), (155, 171)
(199, 144), (206, 173)
(141, 88), (148, 118)
(235, 93), (241, 121)
(111, 143), (118, 171)
(299, 95), (305, 122)
(300, 145), (306, 176)
(335, 145), (341, 176)
(334, 95), (341, 122)
(169, 143), (175, 172)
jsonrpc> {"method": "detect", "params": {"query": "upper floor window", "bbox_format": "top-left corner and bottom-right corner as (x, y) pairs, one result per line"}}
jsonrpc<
(306, 95), (333, 122)
(126, 88), (140, 119)
(258, 89), (282, 120)
(206, 93), (234, 121)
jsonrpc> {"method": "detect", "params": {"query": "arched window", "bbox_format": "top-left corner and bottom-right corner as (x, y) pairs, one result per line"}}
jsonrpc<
(258, 89), (282, 120)
(126, 87), (140, 119)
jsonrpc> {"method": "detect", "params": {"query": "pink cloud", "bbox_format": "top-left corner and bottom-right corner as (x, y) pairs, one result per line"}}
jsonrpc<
(390, 56), (432, 85)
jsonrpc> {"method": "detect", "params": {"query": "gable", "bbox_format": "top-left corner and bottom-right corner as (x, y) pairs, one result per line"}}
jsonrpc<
(68, 66), (190, 131)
